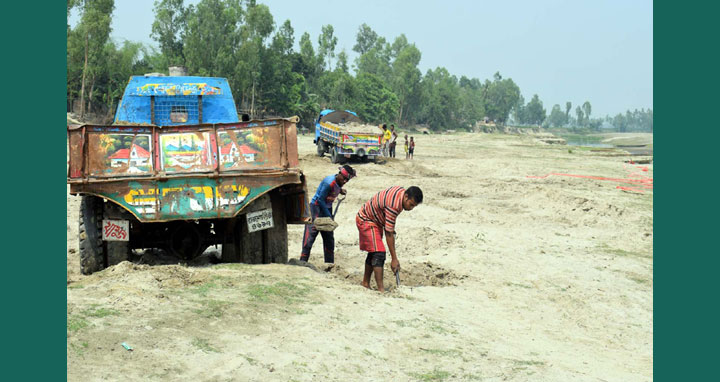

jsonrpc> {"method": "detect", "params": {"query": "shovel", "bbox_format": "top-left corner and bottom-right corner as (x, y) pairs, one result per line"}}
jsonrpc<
(332, 194), (345, 219)
(395, 269), (400, 287)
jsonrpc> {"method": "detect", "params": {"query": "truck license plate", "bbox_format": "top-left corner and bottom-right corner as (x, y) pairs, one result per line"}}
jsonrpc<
(247, 208), (274, 233)
(102, 219), (129, 241)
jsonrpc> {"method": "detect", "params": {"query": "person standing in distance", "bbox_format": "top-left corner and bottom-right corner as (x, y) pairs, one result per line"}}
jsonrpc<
(382, 124), (392, 157)
(389, 124), (398, 158)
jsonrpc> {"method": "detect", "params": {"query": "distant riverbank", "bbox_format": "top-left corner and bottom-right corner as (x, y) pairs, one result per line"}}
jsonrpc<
(557, 132), (653, 156)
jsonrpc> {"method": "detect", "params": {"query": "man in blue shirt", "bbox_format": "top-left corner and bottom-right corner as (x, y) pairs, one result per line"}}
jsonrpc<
(300, 165), (356, 263)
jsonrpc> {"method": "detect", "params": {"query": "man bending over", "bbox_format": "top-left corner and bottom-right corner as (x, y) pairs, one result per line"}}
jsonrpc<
(355, 186), (423, 291)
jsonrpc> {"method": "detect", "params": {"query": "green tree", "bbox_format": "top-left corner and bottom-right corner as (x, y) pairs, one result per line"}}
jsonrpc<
(525, 94), (546, 126)
(565, 101), (571, 120)
(317, 24), (338, 71)
(150, 0), (189, 66)
(67, 19), (85, 103)
(74, 0), (116, 117)
(101, 40), (146, 119)
(390, 34), (409, 60)
(613, 113), (627, 132)
(318, 71), (356, 110)
(273, 19), (294, 55)
(183, 0), (243, 78)
(297, 32), (321, 89)
(546, 104), (566, 128)
(262, 19), (304, 117)
(336, 49), (349, 73)
(390, 40), (422, 124)
(575, 106), (584, 128)
(356, 37), (392, 83)
(582, 101), (592, 122)
(482, 72), (520, 124)
(236, 2), (274, 115)
(352, 23), (378, 55)
(418, 67), (460, 130)
(68, 0), (80, 29)
(512, 94), (526, 124)
(457, 76), (485, 128)
(352, 73), (399, 123)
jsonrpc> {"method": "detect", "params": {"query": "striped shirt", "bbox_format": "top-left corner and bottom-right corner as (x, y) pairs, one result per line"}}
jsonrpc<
(357, 186), (405, 233)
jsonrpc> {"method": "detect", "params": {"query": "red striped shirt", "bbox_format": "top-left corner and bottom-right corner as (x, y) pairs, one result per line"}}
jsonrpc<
(357, 186), (405, 233)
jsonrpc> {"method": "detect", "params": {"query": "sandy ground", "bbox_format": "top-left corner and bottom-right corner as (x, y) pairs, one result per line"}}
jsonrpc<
(67, 132), (653, 381)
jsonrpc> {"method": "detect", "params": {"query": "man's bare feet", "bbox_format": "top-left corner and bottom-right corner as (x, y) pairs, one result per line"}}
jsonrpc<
(361, 281), (370, 289)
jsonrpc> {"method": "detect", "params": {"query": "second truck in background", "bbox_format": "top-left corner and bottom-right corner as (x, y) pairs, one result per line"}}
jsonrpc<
(314, 109), (383, 163)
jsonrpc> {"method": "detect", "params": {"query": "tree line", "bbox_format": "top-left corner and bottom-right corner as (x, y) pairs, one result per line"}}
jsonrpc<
(67, 0), (652, 133)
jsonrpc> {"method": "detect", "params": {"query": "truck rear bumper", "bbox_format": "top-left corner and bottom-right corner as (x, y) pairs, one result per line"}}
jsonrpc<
(69, 170), (310, 224)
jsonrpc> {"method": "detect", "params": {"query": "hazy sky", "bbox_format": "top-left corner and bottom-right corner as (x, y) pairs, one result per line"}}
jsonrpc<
(69, 0), (653, 118)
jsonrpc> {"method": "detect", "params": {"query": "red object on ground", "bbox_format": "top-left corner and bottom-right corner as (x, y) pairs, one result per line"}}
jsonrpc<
(528, 164), (653, 193)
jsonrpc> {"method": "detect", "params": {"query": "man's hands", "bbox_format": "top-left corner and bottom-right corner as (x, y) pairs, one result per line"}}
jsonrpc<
(391, 258), (400, 274)
(340, 188), (347, 195)
(386, 229), (399, 274)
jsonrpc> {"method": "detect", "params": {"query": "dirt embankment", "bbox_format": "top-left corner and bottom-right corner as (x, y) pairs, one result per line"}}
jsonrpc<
(67, 132), (652, 381)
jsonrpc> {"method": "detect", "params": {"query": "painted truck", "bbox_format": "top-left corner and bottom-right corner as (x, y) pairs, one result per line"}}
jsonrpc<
(68, 75), (310, 274)
(314, 109), (383, 163)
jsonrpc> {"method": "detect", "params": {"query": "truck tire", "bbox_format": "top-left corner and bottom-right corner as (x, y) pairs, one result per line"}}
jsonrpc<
(266, 191), (288, 263)
(106, 243), (129, 266)
(221, 218), (241, 262)
(79, 196), (104, 275)
(317, 140), (325, 157)
(221, 192), (288, 264)
(331, 147), (340, 164)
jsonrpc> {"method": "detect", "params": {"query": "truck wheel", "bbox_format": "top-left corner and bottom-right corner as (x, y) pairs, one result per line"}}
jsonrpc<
(331, 147), (340, 164)
(79, 196), (105, 275)
(168, 221), (205, 260)
(221, 192), (288, 264)
(220, 218), (241, 262)
(106, 243), (129, 266)
(316, 141), (325, 157)
(266, 191), (288, 264)
(221, 214), (264, 264)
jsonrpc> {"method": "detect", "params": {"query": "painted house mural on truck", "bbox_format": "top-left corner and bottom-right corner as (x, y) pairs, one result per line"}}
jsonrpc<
(109, 144), (151, 169)
(98, 133), (153, 174)
(160, 132), (215, 172)
(217, 127), (267, 168)
(238, 144), (259, 162)
(220, 142), (240, 163)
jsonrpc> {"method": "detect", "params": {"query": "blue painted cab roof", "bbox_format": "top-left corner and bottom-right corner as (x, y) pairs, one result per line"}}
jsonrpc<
(114, 76), (239, 125)
(319, 109), (358, 117)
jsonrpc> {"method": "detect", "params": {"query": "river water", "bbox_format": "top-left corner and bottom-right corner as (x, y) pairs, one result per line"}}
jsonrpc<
(566, 140), (652, 156)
